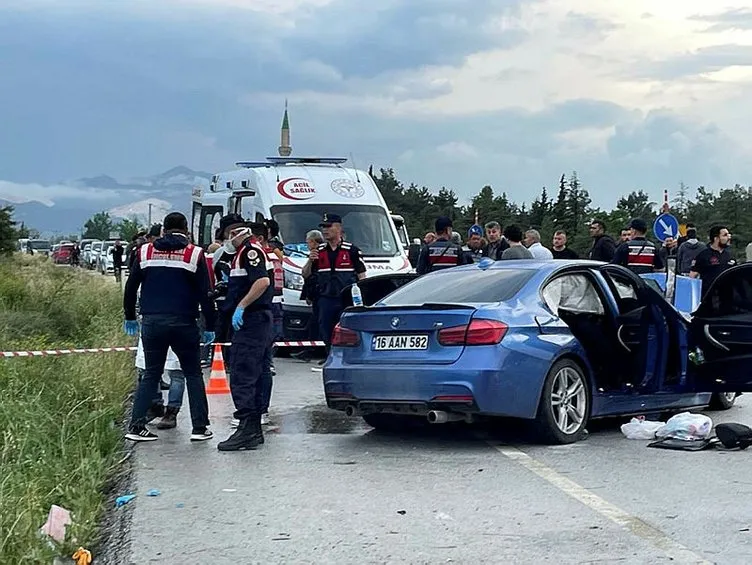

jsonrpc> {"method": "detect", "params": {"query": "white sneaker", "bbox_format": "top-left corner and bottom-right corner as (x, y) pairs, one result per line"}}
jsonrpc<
(260, 413), (270, 426)
(230, 418), (240, 428)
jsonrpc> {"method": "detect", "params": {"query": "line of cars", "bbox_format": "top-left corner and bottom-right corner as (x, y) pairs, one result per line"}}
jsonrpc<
(17, 238), (122, 273)
(323, 259), (752, 444)
(80, 239), (122, 274)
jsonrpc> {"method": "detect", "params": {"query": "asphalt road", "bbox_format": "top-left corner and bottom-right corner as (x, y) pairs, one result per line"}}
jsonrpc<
(115, 359), (752, 565)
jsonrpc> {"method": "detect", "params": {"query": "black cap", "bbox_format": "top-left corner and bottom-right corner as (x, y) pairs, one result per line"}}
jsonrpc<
(219, 213), (245, 235)
(319, 213), (342, 226)
(628, 218), (648, 233)
(147, 224), (162, 238)
(435, 216), (453, 232)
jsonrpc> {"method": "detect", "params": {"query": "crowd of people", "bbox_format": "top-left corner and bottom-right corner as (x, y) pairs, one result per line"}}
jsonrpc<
(119, 208), (739, 452)
(413, 216), (737, 297)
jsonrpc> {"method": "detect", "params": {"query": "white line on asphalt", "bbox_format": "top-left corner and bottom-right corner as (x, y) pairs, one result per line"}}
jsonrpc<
(492, 444), (712, 565)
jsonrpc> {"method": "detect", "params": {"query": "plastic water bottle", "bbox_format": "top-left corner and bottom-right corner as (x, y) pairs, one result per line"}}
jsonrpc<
(351, 284), (363, 307)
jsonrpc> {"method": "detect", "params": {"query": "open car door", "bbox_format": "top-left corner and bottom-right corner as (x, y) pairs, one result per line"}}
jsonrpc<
(340, 273), (420, 308)
(690, 264), (752, 391)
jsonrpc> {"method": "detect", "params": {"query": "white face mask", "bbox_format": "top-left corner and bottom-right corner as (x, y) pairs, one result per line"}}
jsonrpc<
(223, 240), (236, 253)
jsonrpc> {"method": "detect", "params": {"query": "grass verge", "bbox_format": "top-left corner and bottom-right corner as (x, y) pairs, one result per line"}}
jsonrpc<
(0, 255), (134, 563)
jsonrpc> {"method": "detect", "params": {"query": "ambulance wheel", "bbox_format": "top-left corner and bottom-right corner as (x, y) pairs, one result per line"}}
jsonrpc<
(709, 392), (739, 411)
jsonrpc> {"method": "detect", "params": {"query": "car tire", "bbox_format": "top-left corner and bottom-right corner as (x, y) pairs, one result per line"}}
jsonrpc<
(708, 392), (739, 411)
(362, 413), (427, 433)
(533, 358), (590, 444)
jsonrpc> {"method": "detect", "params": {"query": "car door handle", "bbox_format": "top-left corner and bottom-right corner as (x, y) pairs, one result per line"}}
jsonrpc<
(617, 325), (632, 353)
(718, 330), (731, 337)
(704, 324), (730, 351)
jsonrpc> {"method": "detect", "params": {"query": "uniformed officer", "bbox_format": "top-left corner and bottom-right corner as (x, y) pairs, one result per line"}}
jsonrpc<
(123, 212), (215, 443)
(302, 213), (366, 349)
(217, 222), (274, 451)
(416, 217), (470, 275)
(611, 218), (664, 274)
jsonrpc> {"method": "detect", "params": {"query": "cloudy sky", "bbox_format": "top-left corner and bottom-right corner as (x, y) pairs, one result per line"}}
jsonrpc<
(2, 0), (752, 209)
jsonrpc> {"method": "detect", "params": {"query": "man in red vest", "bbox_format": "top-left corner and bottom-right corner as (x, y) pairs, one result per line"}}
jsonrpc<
(302, 213), (366, 356)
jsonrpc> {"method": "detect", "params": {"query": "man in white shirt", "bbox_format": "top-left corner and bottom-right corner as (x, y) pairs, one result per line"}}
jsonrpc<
(524, 229), (553, 260)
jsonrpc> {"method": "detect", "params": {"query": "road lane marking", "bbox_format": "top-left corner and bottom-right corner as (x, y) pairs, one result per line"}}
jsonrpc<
(492, 444), (712, 565)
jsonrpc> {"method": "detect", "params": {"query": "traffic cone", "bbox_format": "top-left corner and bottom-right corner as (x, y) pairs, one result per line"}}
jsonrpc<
(206, 344), (231, 395)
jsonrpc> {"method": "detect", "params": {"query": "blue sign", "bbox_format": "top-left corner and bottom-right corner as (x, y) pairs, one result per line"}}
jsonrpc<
(653, 213), (679, 242)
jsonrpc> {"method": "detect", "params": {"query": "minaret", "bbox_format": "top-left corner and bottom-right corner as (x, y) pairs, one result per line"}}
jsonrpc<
(278, 99), (292, 157)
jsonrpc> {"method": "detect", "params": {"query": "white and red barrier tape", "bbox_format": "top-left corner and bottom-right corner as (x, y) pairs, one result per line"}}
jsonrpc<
(1, 341), (325, 358)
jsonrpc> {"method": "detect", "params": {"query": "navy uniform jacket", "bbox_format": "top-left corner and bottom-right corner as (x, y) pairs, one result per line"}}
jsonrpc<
(226, 238), (274, 311)
(124, 233), (215, 328)
(416, 238), (469, 275)
(611, 237), (664, 274)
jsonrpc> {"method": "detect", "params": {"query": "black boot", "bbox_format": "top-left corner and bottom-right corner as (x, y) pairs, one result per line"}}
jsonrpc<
(146, 403), (165, 423)
(217, 417), (262, 451)
(156, 406), (179, 429)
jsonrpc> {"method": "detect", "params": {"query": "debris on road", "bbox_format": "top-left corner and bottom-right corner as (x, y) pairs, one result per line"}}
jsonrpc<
(146, 489), (161, 497)
(621, 417), (664, 440)
(397, 510), (406, 515)
(115, 494), (136, 507)
(72, 547), (92, 565)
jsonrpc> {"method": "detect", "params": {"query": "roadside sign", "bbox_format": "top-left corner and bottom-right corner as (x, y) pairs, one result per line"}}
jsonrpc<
(109, 231), (120, 239)
(653, 213), (679, 242)
(678, 224), (687, 238)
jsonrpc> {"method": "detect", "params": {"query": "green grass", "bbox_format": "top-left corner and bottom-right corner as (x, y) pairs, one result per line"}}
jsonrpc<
(0, 255), (134, 564)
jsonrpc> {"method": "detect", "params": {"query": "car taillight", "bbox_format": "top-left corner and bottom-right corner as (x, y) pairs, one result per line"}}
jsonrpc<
(438, 319), (508, 346)
(331, 324), (360, 347)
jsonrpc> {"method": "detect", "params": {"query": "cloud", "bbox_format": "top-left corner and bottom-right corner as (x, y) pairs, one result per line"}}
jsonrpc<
(0, 181), (120, 207)
(2, 0), (752, 216)
(689, 8), (752, 32)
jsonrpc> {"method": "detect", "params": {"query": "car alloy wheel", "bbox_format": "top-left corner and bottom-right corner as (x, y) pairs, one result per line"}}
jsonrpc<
(534, 359), (590, 444)
(709, 391), (738, 411)
(550, 366), (587, 435)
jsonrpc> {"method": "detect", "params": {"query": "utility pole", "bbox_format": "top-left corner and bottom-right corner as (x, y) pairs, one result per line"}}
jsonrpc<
(148, 203), (153, 226)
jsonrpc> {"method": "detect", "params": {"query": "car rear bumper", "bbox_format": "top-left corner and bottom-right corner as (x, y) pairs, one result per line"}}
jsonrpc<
(323, 355), (547, 419)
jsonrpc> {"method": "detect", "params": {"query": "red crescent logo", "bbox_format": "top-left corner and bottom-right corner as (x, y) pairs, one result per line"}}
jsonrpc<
(277, 177), (316, 200)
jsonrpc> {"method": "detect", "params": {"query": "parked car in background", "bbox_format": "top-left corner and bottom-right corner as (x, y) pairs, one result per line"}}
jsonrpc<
(87, 241), (103, 269)
(98, 240), (123, 275)
(323, 260), (750, 444)
(25, 239), (51, 256)
(52, 243), (76, 265)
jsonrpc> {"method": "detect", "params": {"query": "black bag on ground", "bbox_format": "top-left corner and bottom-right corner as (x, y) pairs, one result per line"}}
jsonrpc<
(714, 423), (752, 450)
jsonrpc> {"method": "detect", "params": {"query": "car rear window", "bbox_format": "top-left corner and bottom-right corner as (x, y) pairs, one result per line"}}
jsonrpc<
(379, 268), (535, 305)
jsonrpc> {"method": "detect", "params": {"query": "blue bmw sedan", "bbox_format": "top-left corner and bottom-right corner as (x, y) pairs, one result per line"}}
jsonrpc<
(323, 260), (752, 444)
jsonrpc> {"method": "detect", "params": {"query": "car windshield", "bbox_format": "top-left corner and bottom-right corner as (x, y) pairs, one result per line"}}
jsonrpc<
(29, 240), (50, 250)
(380, 268), (536, 305)
(271, 204), (400, 257)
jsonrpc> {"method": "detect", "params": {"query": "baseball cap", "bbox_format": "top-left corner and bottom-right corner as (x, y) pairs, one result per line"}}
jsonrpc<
(468, 224), (483, 238)
(219, 213), (245, 235)
(435, 216), (453, 232)
(319, 213), (343, 227)
(147, 224), (162, 238)
(628, 218), (648, 233)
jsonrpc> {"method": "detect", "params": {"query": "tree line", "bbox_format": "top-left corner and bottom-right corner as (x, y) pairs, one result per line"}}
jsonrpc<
(370, 167), (752, 258)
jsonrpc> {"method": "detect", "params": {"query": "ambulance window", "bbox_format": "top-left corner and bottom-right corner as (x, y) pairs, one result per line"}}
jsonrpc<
(198, 206), (223, 247)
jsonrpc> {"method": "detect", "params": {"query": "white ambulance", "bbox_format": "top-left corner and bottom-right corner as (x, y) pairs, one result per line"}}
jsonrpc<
(191, 156), (412, 340)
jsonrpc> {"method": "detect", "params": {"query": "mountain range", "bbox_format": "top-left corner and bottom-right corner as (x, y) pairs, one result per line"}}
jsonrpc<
(1, 166), (213, 236)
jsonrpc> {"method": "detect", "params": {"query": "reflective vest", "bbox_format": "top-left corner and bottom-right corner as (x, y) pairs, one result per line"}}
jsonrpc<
(425, 239), (463, 272)
(317, 242), (358, 298)
(139, 241), (202, 273)
(265, 245), (284, 303)
(626, 238), (657, 274)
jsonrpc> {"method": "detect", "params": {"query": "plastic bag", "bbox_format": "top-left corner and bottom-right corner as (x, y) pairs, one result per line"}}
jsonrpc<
(655, 412), (712, 441)
(621, 417), (665, 440)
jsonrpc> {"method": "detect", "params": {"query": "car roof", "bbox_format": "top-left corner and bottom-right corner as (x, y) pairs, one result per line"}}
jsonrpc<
(453, 259), (606, 275)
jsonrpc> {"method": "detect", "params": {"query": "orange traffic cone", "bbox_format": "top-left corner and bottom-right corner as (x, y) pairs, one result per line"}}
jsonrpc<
(206, 344), (231, 395)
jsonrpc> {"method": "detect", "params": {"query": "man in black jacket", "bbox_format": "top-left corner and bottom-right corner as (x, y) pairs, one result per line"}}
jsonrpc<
(588, 220), (616, 262)
(123, 212), (216, 443)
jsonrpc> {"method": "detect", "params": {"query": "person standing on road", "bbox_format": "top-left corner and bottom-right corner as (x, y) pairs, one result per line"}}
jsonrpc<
(111, 240), (125, 282)
(690, 225), (736, 297)
(611, 218), (663, 274)
(219, 223), (274, 451)
(462, 225), (485, 263)
(551, 231), (579, 259)
(588, 220), (617, 262)
(483, 221), (509, 260)
(676, 228), (706, 275)
(416, 217), (469, 275)
(135, 338), (185, 429)
(524, 229), (553, 260)
(123, 212), (215, 443)
(211, 214), (245, 367)
(500, 225), (534, 260)
(302, 213), (367, 352)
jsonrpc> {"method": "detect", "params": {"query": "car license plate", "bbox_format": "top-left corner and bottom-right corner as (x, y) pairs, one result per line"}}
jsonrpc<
(372, 335), (428, 351)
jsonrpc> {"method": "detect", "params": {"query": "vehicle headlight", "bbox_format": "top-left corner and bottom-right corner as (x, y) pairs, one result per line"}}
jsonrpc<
(284, 271), (305, 291)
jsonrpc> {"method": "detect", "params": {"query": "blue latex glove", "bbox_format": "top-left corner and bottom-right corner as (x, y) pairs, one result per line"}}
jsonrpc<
(221, 272), (229, 283)
(203, 331), (216, 345)
(232, 306), (245, 331)
(124, 320), (139, 336)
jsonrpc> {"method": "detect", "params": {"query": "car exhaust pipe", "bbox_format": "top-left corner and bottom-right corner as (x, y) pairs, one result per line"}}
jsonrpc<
(426, 410), (465, 424)
(344, 405), (359, 418)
